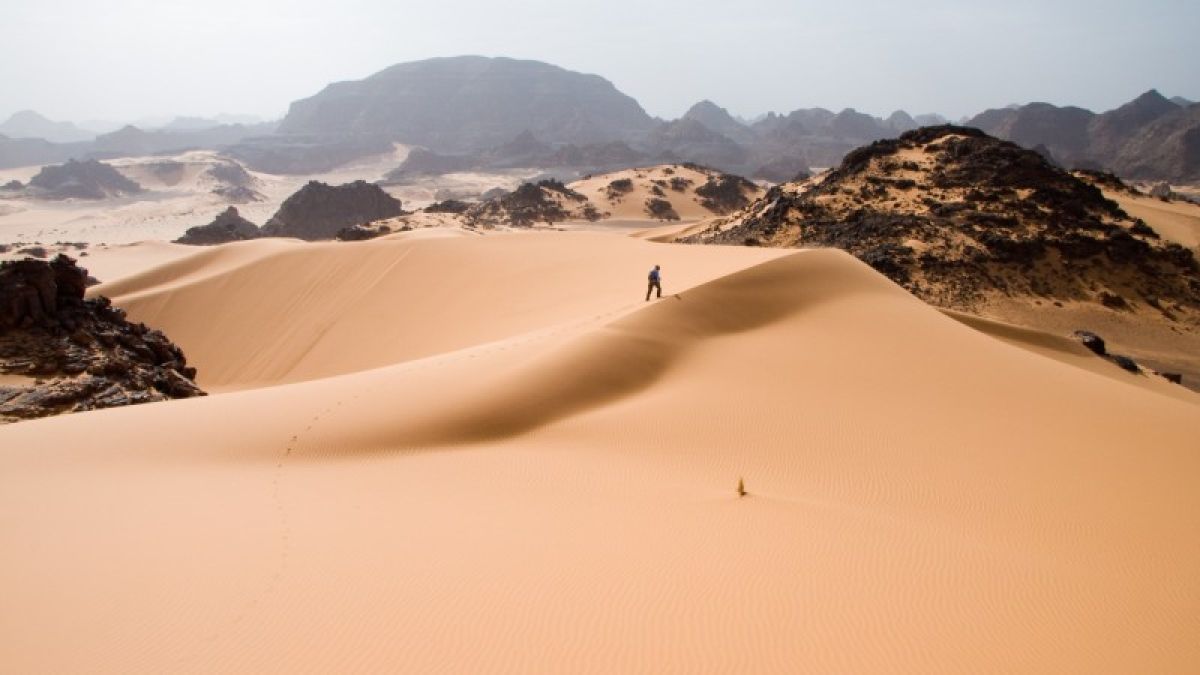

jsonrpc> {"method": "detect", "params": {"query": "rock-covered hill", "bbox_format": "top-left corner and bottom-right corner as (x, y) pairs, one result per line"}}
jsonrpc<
(376, 164), (764, 230)
(462, 180), (600, 228)
(261, 180), (404, 240)
(278, 56), (656, 152)
(569, 164), (763, 221)
(684, 126), (1200, 322)
(175, 207), (261, 245)
(24, 158), (144, 200)
(0, 255), (203, 423)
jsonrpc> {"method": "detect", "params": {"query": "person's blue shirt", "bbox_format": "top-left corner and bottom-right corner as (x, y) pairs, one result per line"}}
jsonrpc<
(649, 268), (660, 282)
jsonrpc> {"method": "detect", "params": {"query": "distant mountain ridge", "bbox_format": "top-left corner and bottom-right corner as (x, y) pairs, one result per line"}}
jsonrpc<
(966, 90), (1200, 181)
(2, 57), (1196, 181)
(0, 111), (94, 143)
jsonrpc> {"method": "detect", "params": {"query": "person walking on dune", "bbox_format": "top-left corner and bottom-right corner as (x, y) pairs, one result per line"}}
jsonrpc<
(646, 264), (662, 301)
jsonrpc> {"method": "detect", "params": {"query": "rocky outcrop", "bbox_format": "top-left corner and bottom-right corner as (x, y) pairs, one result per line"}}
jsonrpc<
(0, 255), (204, 423)
(465, 180), (595, 228)
(203, 159), (264, 202)
(684, 126), (1200, 320)
(206, 160), (256, 187)
(261, 181), (404, 240)
(24, 159), (143, 200)
(335, 224), (390, 241)
(174, 207), (261, 245)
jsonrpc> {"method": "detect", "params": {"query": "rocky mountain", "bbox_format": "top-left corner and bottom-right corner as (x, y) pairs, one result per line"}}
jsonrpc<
(1086, 90), (1180, 159)
(683, 125), (1200, 321)
(646, 118), (751, 170)
(261, 180), (404, 240)
(0, 110), (94, 143)
(885, 111), (919, 133)
(680, 101), (757, 144)
(25, 159), (143, 200)
(1111, 103), (1200, 182)
(175, 207), (261, 245)
(278, 56), (656, 152)
(0, 255), (204, 423)
(967, 102), (1095, 164)
(966, 90), (1198, 180)
(0, 134), (87, 170)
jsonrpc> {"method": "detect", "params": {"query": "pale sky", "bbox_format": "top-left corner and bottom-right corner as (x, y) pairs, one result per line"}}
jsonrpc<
(1, 0), (1196, 125)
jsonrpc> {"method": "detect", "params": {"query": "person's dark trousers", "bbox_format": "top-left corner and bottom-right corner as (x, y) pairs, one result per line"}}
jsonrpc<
(646, 280), (661, 301)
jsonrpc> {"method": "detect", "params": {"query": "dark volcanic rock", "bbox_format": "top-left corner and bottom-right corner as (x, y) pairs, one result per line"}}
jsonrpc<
(174, 207), (261, 245)
(425, 199), (471, 214)
(1073, 330), (1107, 356)
(261, 181), (404, 240)
(26, 159), (143, 200)
(335, 224), (390, 241)
(0, 255), (203, 423)
(1112, 355), (1140, 373)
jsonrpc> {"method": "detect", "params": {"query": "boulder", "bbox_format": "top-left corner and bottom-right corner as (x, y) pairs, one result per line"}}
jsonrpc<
(1073, 330), (1107, 356)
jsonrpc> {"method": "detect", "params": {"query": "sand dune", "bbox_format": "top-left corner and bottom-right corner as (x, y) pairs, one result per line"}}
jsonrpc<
(1111, 192), (1200, 252)
(3, 232), (1199, 673)
(96, 232), (788, 390)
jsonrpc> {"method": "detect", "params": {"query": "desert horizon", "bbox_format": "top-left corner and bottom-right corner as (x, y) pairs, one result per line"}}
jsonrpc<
(3, 2), (1200, 672)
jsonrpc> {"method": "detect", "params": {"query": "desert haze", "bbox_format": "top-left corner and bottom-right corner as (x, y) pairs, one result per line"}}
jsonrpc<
(3, 6), (1200, 671)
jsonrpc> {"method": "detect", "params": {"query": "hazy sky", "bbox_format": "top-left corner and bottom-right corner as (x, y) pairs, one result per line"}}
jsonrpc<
(2, 0), (1197, 125)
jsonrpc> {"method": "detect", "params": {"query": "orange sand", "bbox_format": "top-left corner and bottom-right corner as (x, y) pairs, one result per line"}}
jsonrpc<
(2, 231), (1198, 673)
